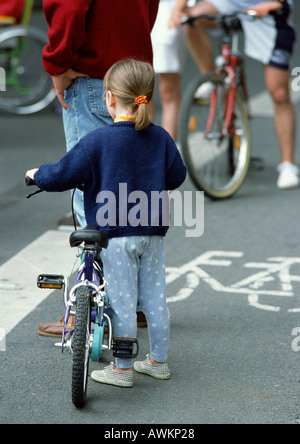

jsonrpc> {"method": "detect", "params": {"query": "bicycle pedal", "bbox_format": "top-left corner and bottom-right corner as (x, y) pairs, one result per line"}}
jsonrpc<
(37, 274), (65, 290)
(112, 338), (139, 360)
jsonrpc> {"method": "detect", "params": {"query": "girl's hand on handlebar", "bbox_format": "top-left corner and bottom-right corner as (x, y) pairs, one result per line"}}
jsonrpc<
(246, 1), (283, 18)
(25, 169), (44, 198)
(26, 168), (39, 181)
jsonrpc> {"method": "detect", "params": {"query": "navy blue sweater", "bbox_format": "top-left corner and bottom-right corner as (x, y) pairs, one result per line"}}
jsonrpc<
(34, 122), (186, 238)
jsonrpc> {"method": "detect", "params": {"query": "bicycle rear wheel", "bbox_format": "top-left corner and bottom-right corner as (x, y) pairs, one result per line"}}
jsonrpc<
(179, 73), (251, 199)
(72, 286), (91, 409)
(0, 25), (55, 115)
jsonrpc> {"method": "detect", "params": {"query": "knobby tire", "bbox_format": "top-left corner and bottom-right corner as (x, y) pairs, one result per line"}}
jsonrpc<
(72, 286), (91, 409)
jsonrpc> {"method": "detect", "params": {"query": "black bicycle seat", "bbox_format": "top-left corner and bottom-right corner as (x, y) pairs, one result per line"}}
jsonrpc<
(69, 225), (109, 249)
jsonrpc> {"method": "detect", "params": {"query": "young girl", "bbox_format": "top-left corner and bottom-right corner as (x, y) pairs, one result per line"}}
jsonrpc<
(26, 59), (187, 388)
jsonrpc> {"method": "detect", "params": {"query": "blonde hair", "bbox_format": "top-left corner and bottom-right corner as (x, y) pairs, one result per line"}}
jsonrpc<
(104, 59), (155, 131)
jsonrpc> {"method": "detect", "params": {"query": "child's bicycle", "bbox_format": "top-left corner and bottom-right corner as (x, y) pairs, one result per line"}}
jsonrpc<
(0, 0), (56, 115)
(179, 11), (257, 200)
(26, 178), (139, 408)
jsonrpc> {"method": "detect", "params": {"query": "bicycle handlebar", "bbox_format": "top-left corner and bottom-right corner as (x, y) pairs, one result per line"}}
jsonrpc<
(25, 176), (35, 186)
(180, 14), (217, 25)
(180, 10), (257, 26)
(25, 175), (84, 200)
(25, 176), (44, 199)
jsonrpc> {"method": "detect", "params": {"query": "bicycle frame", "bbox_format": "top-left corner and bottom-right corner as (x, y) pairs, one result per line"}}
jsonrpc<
(21, 0), (34, 26)
(202, 14), (251, 142)
(61, 243), (112, 354)
(25, 180), (140, 407)
(206, 31), (241, 140)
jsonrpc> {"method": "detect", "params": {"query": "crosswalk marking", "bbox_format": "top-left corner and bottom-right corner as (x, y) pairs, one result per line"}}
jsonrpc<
(0, 230), (75, 336)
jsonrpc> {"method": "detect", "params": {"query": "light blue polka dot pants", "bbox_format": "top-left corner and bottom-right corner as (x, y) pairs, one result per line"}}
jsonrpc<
(102, 236), (170, 369)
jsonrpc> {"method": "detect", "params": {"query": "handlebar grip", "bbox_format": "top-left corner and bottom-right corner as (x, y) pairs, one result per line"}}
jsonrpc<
(180, 16), (189, 25)
(25, 176), (36, 186)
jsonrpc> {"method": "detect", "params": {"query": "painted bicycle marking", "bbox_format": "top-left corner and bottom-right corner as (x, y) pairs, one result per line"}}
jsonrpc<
(166, 251), (300, 313)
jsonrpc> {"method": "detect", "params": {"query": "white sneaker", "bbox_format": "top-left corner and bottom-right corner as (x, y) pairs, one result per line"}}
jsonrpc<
(194, 81), (215, 100)
(91, 363), (133, 388)
(134, 354), (171, 380)
(277, 162), (299, 189)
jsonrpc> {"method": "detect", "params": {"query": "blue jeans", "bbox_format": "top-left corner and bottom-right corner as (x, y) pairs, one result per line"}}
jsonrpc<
(63, 77), (113, 227)
(102, 236), (170, 369)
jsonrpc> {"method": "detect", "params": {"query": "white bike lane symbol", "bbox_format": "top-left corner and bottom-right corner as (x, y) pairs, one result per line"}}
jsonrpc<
(166, 251), (300, 313)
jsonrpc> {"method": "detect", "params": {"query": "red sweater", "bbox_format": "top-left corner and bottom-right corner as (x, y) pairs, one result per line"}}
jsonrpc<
(42, 0), (159, 77)
(0, 0), (25, 22)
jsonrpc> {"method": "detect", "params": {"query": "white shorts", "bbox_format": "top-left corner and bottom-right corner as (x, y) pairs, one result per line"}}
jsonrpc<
(151, 0), (196, 74)
(209, 0), (296, 69)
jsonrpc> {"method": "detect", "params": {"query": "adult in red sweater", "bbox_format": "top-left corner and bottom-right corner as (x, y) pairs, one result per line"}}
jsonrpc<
(42, 0), (159, 226)
(43, 0), (159, 110)
(38, 0), (159, 338)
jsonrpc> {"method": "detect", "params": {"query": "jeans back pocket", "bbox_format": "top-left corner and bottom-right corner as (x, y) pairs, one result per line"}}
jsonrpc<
(87, 77), (111, 117)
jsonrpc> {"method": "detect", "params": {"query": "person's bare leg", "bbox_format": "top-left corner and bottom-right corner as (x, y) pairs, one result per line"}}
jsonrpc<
(265, 65), (296, 163)
(159, 73), (181, 140)
(183, 1), (220, 73)
(265, 64), (299, 188)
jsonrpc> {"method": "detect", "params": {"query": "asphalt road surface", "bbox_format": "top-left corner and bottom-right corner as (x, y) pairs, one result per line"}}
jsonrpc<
(0, 6), (300, 425)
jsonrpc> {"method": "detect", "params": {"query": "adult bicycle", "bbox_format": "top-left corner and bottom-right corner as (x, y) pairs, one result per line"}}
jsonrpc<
(0, 0), (56, 115)
(26, 178), (139, 408)
(179, 12), (255, 199)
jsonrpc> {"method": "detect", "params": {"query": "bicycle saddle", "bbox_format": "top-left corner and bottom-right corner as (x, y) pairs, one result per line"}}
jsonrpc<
(69, 225), (109, 249)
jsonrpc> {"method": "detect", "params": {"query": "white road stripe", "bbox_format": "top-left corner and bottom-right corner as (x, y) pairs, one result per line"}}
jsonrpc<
(0, 230), (75, 335)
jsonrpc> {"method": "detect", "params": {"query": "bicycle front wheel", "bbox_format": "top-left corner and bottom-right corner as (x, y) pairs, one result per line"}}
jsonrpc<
(179, 73), (251, 199)
(72, 287), (91, 409)
(0, 25), (55, 114)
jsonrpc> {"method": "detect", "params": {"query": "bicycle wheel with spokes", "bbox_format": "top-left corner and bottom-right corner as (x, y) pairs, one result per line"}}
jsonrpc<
(0, 25), (55, 115)
(72, 286), (91, 409)
(179, 73), (251, 199)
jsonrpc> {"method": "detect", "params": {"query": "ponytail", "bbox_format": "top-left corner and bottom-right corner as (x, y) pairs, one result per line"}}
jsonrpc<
(134, 95), (151, 131)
